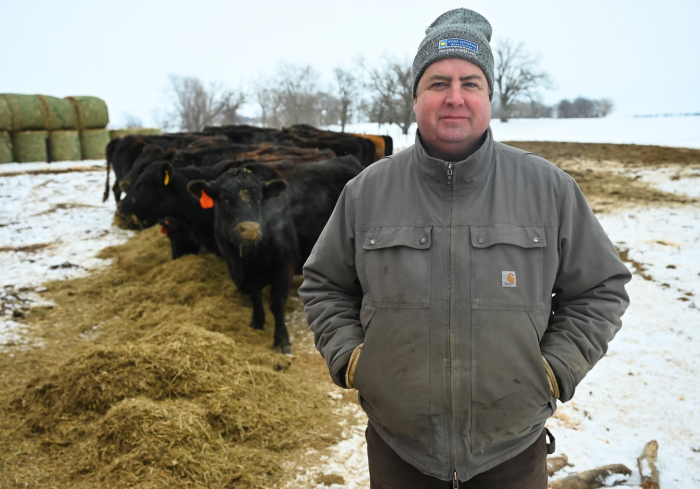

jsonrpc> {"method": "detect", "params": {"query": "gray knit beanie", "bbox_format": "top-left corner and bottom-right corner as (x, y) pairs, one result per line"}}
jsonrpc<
(412, 8), (494, 100)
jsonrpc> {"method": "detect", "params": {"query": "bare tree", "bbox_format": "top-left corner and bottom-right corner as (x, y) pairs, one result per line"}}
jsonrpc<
(557, 97), (614, 118)
(164, 74), (246, 132)
(361, 56), (415, 135)
(597, 98), (614, 117)
(122, 113), (143, 129)
(332, 67), (359, 132)
(494, 39), (551, 122)
(275, 64), (323, 127)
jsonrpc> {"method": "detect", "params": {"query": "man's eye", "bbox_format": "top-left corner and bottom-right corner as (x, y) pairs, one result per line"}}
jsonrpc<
(464, 82), (477, 88)
(433, 82), (446, 88)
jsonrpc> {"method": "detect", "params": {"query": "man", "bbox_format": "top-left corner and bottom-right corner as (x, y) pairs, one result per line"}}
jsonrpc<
(299, 8), (631, 488)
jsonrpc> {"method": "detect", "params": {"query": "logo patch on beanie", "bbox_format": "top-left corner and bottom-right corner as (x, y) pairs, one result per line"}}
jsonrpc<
(439, 38), (478, 53)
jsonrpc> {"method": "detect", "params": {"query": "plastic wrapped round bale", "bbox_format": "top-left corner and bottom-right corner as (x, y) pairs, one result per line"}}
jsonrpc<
(80, 129), (110, 160)
(12, 130), (48, 163)
(49, 130), (82, 161)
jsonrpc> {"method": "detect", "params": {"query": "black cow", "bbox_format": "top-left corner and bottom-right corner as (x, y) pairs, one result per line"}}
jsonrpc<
(187, 155), (363, 353)
(158, 217), (201, 259)
(188, 165), (297, 353)
(116, 161), (237, 256)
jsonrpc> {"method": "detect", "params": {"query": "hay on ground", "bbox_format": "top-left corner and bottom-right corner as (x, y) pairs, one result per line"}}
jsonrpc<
(80, 129), (110, 160)
(36, 94), (78, 130)
(0, 93), (46, 131)
(66, 96), (109, 129)
(0, 227), (346, 488)
(49, 130), (81, 161)
(0, 131), (13, 163)
(0, 96), (11, 131)
(11, 130), (48, 162)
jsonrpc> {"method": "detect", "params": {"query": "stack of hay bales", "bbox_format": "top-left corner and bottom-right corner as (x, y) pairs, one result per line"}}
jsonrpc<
(65, 96), (110, 160)
(0, 96), (12, 163)
(0, 93), (114, 163)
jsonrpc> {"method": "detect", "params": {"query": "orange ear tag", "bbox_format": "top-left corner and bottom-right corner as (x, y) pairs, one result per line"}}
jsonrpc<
(200, 190), (214, 209)
(164, 170), (170, 186)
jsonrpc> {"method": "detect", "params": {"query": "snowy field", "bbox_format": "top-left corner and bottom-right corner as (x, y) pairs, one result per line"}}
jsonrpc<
(330, 115), (700, 152)
(1, 117), (699, 487)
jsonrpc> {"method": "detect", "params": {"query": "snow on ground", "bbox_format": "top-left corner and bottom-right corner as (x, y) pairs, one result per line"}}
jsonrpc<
(0, 163), (133, 345)
(328, 115), (700, 152)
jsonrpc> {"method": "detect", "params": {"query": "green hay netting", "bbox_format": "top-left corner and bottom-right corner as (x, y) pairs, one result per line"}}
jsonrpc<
(11, 130), (47, 163)
(49, 130), (81, 161)
(0, 97), (10, 131)
(80, 129), (110, 160)
(0, 94), (45, 131)
(37, 95), (78, 130)
(108, 129), (140, 140)
(138, 128), (162, 136)
(66, 96), (109, 129)
(0, 131), (13, 163)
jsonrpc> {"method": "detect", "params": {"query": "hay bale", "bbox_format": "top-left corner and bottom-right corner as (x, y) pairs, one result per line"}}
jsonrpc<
(80, 129), (110, 160)
(137, 128), (162, 136)
(0, 131), (13, 163)
(36, 95), (78, 130)
(0, 94), (46, 131)
(108, 129), (140, 140)
(65, 96), (109, 129)
(0, 97), (11, 131)
(49, 130), (81, 161)
(11, 130), (48, 163)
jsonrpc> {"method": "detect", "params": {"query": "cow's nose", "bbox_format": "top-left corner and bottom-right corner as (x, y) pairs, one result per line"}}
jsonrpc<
(236, 221), (261, 242)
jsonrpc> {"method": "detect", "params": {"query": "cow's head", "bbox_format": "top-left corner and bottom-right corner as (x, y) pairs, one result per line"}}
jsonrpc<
(115, 161), (178, 230)
(187, 167), (287, 246)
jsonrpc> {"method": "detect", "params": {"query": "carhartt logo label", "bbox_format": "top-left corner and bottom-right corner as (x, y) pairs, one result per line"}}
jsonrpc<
(502, 271), (516, 287)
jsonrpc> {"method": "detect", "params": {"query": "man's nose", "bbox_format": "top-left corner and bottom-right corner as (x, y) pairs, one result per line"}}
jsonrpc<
(445, 85), (464, 106)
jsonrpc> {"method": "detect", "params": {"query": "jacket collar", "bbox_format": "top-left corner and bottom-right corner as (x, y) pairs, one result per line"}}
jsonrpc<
(412, 126), (494, 190)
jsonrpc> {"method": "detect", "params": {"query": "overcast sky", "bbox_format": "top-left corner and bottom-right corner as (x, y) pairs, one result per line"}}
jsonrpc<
(2, 0), (698, 128)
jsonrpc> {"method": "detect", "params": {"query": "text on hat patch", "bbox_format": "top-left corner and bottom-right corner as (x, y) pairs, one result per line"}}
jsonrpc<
(438, 38), (478, 53)
(502, 271), (516, 288)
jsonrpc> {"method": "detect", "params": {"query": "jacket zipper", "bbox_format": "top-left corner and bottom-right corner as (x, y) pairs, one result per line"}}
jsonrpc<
(446, 162), (458, 483)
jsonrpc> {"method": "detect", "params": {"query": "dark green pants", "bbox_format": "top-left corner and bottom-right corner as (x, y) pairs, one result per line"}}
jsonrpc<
(366, 423), (550, 488)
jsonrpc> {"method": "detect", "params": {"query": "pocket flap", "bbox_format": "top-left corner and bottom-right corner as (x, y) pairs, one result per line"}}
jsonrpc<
(364, 226), (432, 250)
(470, 224), (546, 249)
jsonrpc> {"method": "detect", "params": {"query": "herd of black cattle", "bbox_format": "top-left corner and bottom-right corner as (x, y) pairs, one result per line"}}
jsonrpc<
(106, 124), (393, 354)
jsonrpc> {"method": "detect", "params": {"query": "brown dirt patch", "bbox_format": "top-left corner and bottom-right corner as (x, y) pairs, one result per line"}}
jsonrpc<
(503, 141), (700, 212)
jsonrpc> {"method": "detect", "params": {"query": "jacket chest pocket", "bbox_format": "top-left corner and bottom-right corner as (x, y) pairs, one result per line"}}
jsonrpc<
(470, 224), (546, 310)
(363, 226), (432, 306)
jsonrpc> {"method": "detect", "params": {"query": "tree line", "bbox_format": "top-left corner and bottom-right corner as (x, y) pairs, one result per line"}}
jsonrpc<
(151, 39), (613, 133)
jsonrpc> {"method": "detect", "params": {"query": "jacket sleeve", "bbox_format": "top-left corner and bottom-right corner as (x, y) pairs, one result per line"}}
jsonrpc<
(298, 183), (364, 388)
(540, 177), (632, 403)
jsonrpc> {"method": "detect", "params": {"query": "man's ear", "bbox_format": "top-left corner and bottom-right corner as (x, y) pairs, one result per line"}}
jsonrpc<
(160, 162), (175, 186)
(187, 180), (217, 209)
(263, 179), (288, 199)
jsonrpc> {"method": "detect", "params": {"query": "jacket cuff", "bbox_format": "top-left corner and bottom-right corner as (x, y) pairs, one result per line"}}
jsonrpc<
(542, 352), (575, 402)
(329, 345), (359, 389)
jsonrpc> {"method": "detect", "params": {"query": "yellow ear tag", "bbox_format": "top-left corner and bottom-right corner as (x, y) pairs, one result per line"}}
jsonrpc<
(164, 170), (170, 186)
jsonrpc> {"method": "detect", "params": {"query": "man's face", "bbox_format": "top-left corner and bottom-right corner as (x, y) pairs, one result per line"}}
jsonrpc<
(413, 58), (491, 161)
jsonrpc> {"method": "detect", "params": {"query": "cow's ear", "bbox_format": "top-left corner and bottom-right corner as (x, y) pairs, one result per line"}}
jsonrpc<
(263, 179), (288, 199)
(160, 162), (175, 186)
(187, 180), (216, 209)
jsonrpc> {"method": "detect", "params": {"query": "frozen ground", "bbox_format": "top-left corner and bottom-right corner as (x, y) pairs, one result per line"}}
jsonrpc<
(1, 120), (699, 487)
(0, 163), (133, 345)
(328, 115), (700, 152)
